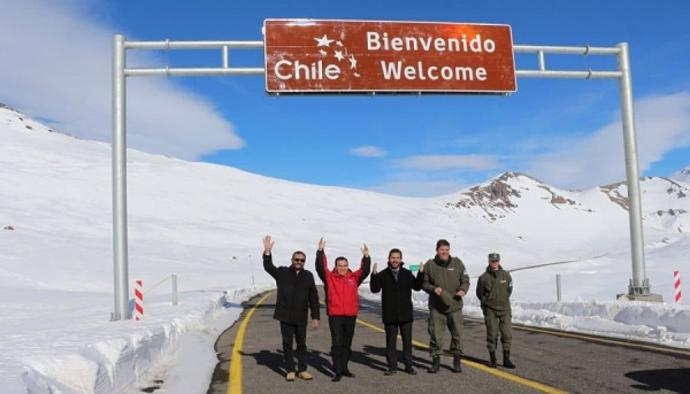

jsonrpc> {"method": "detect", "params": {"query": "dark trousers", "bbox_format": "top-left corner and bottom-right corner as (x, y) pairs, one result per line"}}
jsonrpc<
(484, 308), (513, 352)
(384, 321), (413, 369)
(328, 316), (356, 375)
(428, 308), (464, 356)
(280, 321), (308, 372)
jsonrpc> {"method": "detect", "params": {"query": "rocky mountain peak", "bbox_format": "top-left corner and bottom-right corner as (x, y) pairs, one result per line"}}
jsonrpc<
(673, 166), (690, 183)
(445, 171), (578, 222)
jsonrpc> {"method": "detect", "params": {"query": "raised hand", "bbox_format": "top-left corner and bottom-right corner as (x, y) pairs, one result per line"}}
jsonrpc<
(318, 237), (326, 251)
(419, 262), (425, 273)
(361, 243), (369, 257)
(263, 235), (274, 254)
(372, 262), (378, 274)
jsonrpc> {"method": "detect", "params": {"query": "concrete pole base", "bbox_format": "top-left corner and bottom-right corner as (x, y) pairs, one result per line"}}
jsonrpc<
(616, 293), (664, 302)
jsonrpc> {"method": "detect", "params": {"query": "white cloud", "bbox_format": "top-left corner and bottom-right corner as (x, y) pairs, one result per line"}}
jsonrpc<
(395, 154), (500, 171)
(0, 0), (244, 160)
(349, 145), (388, 157)
(525, 92), (690, 189)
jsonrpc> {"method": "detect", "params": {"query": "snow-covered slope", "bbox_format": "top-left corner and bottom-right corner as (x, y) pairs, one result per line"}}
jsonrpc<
(1, 105), (689, 392)
(445, 171), (690, 248)
(446, 171), (690, 233)
(672, 165), (690, 183)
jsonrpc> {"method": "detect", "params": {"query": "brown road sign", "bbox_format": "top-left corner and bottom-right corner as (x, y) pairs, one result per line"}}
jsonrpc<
(264, 19), (517, 94)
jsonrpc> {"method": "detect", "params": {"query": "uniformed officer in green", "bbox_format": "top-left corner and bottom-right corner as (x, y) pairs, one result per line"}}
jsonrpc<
(476, 253), (516, 369)
(422, 239), (470, 373)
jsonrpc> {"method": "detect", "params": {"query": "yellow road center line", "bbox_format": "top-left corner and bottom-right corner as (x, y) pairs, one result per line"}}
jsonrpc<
(228, 292), (273, 394)
(355, 315), (567, 394)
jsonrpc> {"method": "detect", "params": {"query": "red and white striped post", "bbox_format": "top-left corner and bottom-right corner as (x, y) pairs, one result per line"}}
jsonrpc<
(674, 271), (682, 303)
(134, 279), (144, 320)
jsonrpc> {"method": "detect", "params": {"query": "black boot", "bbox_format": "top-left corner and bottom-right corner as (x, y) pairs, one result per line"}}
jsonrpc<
(427, 356), (440, 373)
(489, 351), (497, 368)
(503, 351), (516, 369)
(404, 365), (417, 375)
(452, 355), (462, 373)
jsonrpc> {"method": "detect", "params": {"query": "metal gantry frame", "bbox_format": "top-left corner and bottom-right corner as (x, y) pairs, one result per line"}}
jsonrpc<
(111, 34), (651, 320)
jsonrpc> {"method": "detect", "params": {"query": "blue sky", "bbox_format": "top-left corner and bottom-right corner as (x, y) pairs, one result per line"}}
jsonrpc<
(2, 0), (690, 196)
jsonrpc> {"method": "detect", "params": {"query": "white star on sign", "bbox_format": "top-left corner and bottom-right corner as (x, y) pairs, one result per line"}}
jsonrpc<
(319, 50), (328, 57)
(348, 55), (357, 69)
(314, 34), (334, 47)
(336, 41), (344, 47)
(334, 50), (345, 61)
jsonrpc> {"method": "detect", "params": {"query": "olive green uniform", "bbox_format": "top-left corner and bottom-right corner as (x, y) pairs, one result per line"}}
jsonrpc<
(422, 256), (470, 356)
(476, 266), (513, 352)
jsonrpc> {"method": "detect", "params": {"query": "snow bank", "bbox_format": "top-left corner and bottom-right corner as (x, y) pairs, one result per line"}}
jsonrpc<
(16, 287), (264, 394)
(465, 300), (690, 348)
(507, 300), (690, 333)
(371, 289), (690, 349)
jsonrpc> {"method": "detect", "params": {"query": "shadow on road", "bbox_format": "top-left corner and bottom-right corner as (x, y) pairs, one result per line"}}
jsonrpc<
(240, 349), (336, 378)
(240, 350), (286, 376)
(362, 344), (431, 370)
(241, 347), (409, 378)
(307, 350), (335, 377)
(625, 368), (690, 393)
(349, 349), (389, 372)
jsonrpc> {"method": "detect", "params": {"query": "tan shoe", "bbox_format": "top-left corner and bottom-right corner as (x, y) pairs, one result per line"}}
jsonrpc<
(298, 371), (313, 380)
(286, 371), (296, 381)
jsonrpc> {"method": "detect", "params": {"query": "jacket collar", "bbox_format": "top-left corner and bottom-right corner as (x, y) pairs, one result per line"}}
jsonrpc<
(486, 265), (504, 275)
(290, 265), (303, 273)
(434, 255), (453, 267)
(332, 268), (354, 278)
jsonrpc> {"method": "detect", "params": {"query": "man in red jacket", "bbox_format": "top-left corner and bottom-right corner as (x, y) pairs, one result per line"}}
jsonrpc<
(315, 237), (371, 382)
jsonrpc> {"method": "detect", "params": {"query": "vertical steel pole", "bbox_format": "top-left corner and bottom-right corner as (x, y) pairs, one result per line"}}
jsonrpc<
(556, 274), (562, 302)
(617, 42), (649, 296)
(113, 34), (131, 320)
(222, 46), (229, 68)
(171, 274), (178, 306)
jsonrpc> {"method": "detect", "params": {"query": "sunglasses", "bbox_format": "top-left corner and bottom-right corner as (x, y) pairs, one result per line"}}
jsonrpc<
(293, 258), (306, 263)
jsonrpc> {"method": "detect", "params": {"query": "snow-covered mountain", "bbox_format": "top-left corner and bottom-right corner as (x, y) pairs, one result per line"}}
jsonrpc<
(1, 104), (689, 392)
(673, 165), (690, 183)
(444, 170), (690, 235)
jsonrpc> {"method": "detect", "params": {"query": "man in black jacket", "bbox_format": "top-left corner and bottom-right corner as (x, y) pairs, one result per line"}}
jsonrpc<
(262, 235), (320, 382)
(370, 248), (424, 376)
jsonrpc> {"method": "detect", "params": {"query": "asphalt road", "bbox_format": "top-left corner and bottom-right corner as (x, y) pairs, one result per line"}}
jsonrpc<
(208, 289), (690, 394)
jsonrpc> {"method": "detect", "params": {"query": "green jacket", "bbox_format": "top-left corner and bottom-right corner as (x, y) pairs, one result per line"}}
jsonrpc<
(422, 256), (470, 313)
(476, 265), (513, 311)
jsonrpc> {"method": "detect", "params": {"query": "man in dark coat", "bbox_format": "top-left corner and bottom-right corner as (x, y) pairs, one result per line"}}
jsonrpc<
(370, 248), (424, 375)
(476, 252), (515, 369)
(262, 235), (320, 381)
